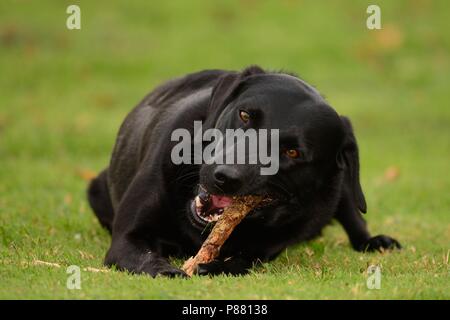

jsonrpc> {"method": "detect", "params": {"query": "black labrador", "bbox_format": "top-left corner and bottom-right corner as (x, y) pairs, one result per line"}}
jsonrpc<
(88, 66), (400, 277)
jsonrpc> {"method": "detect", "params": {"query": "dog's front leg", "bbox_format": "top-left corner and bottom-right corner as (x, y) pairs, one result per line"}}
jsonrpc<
(104, 174), (187, 278)
(336, 192), (401, 252)
(105, 237), (187, 277)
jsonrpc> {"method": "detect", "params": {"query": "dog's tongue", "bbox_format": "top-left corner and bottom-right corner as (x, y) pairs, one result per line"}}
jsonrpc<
(210, 195), (233, 208)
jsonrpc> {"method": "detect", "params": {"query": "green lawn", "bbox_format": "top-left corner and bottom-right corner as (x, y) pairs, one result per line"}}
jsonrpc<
(0, 0), (449, 299)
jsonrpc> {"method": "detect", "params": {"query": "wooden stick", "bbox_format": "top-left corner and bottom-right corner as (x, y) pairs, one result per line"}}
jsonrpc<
(182, 195), (264, 276)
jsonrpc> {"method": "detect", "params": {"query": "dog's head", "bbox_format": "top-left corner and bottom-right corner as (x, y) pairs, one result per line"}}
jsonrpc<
(190, 66), (365, 228)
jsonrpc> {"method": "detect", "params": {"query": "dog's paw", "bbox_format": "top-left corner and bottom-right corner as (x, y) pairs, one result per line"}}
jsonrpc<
(196, 259), (249, 276)
(361, 235), (401, 252)
(155, 266), (189, 278)
(136, 252), (188, 278)
(196, 260), (224, 276)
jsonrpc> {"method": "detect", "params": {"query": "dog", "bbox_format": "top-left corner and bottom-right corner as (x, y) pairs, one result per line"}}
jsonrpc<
(87, 66), (400, 277)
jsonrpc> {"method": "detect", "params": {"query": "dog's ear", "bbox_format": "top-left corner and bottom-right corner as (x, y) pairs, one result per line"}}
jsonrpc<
(337, 116), (367, 213)
(209, 65), (265, 113)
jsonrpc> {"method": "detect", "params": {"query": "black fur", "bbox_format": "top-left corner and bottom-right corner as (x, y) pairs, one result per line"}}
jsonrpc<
(87, 66), (400, 277)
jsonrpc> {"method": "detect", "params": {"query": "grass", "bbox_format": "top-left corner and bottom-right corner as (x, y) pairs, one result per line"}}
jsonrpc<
(0, 0), (449, 299)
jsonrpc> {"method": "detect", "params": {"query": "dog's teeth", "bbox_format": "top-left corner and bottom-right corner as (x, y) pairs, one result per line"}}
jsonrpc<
(195, 196), (203, 208)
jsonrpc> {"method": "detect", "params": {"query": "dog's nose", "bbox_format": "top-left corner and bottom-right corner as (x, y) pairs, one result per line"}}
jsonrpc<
(213, 165), (242, 193)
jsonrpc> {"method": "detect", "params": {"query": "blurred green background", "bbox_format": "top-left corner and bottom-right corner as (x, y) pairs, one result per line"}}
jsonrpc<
(0, 0), (449, 299)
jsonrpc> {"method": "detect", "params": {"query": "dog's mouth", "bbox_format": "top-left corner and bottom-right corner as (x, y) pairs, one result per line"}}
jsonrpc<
(189, 186), (275, 226)
(190, 188), (233, 224)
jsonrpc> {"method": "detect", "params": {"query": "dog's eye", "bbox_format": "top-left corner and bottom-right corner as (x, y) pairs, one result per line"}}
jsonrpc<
(285, 149), (300, 159)
(239, 110), (250, 123)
